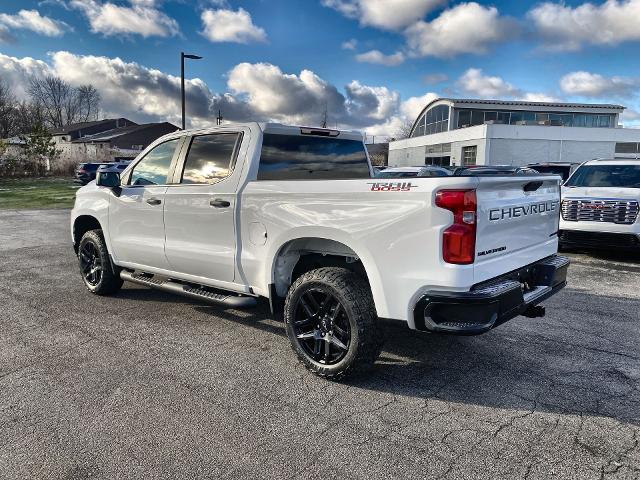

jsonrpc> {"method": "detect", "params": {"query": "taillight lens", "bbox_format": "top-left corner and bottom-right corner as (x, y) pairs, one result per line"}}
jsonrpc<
(435, 189), (477, 264)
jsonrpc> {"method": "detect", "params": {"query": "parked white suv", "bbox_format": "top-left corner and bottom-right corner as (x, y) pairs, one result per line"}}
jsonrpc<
(71, 123), (569, 378)
(560, 159), (640, 249)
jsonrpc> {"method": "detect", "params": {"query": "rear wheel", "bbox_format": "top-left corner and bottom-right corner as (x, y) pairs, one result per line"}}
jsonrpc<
(284, 267), (381, 379)
(78, 229), (123, 295)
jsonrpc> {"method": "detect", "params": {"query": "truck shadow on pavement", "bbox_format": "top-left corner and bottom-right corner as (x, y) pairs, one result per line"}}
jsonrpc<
(182, 292), (640, 428)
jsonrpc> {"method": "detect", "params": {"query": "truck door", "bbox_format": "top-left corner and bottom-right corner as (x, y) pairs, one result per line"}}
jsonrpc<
(163, 131), (246, 283)
(108, 138), (183, 270)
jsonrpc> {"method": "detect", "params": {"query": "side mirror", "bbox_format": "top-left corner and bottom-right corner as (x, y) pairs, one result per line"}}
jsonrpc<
(96, 169), (121, 188)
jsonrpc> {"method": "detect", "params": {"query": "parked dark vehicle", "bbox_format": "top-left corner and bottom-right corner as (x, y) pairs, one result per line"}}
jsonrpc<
(75, 162), (131, 185)
(453, 165), (540, 176)
(375, 166), (451, 178)
(527, 163), (579, 182)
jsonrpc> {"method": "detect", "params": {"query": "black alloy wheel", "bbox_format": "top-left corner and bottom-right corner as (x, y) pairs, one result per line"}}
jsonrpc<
(79, 240), (103, 287)
(292, 288), (351, 365)
(77, 229), (123, 295)
(284, 267), (382, 379)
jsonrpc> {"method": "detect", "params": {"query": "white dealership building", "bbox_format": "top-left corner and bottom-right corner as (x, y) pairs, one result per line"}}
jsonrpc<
(388, 98), (640, 167)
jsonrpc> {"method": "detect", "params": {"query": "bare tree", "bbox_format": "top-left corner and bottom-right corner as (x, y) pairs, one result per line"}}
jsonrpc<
(390, 119), (414, 141)
(13, 101), (45, 136)
(28, 76), (70, 128)
(28, 76), (101, 129)
(0, 79), (16, 138)
(76, 85), (101, 122)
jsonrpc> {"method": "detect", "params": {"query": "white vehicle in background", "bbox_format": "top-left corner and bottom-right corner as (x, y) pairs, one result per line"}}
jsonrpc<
(560, 159), (640, 250)
(71, 123), (569, 379)
(375, 166), (451, 178)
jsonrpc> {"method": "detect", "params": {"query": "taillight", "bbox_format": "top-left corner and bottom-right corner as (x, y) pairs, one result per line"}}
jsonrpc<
(435, 189), (477, 264)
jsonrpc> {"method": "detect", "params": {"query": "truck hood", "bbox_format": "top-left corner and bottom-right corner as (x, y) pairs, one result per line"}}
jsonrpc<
(561, 186), (640, 201)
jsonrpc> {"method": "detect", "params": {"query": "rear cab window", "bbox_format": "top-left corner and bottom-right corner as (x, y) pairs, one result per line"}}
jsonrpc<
(257, 133), (371, 180)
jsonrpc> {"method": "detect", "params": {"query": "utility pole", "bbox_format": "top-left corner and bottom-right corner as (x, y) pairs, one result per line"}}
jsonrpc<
(321, 101), (328, 128)
(216, 110), (223, 126)
(181, 52), (202, 130)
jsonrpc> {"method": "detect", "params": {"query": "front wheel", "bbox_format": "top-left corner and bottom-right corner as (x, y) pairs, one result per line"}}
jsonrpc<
(284, 267), (382, 379)
(78, 229), (123, 295)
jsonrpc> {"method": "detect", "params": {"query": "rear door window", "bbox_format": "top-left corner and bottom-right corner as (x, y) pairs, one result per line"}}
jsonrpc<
(258, 133), (370, 180)
(180, 133), (240, 184)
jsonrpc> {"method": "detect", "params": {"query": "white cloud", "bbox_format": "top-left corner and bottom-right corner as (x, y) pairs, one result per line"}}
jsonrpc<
(341, 38), (357, 50)
(404, 2), (515, 58)
(226, 62), (344, 123)
(355, 49), (405, 66)
(400, 92), (438, 119)
(0, 9), (66, 36)
(519, 92), (562, 103)
(0, 25), (14, 43)
(560, 71), (639, 97)
(345, 81), (400, 120)
(423, 73), (447, 85)
(0, 53), (52, 98)
(622, 109), (640, 126)
(69, 0), (179, 38)
(0, 51), (429, 137)
(529, 0), (640, 52)
(456, 68), (520, 98)
(321, 0), (445, 30)
(455, 68), (562, 103)
(200, 8), (266, 44)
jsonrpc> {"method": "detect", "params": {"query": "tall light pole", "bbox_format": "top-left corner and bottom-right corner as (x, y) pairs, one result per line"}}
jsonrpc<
(181, 52), (202, 130)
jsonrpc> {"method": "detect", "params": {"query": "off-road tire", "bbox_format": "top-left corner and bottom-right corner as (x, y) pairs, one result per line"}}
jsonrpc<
(284, 267), (382, 379)
(78, 229), (123, 295)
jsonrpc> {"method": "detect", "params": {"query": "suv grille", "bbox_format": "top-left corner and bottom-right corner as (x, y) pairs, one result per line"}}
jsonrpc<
(561, 199), (639, 225)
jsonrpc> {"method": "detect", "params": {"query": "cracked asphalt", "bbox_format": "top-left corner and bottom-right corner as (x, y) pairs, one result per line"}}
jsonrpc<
(0, 209), (639, 479)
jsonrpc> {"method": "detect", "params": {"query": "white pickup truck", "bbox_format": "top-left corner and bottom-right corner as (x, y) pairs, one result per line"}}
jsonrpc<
(71, 123), (569, 378)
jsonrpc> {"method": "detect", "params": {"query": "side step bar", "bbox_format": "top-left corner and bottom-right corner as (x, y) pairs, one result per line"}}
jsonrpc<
(120, 270), (257, 308)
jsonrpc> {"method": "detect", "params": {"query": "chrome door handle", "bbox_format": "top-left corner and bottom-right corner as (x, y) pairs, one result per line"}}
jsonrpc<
(146, 198), (161, 205)
(210, 198), (231, 208)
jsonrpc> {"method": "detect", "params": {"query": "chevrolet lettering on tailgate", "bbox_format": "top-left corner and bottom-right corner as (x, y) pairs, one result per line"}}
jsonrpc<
(489, 200), (559, 222)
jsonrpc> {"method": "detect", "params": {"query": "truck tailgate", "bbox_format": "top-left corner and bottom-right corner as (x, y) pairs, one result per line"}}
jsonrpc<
(474, 176), (561, 283)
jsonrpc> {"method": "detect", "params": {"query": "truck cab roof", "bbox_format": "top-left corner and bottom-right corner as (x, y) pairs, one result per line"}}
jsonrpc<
(170, 122), (365, 142)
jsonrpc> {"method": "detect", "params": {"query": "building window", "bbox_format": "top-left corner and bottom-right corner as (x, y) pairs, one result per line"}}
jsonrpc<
(454, 109), (615, 129)
(462, 145), (477, 166)
(413, 104), (449, 137)
(615, 142), (639, 154)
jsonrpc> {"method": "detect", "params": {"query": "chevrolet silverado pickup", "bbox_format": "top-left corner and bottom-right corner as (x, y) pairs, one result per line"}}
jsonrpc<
(71, 123), (569, 379)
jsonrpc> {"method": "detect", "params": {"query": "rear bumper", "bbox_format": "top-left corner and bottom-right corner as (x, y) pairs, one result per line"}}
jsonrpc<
(559, 229), (640, 250)
(413, 255), (569, 334)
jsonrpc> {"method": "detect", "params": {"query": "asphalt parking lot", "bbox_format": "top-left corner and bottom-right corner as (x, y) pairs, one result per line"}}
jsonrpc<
(0, 209), (638, 479)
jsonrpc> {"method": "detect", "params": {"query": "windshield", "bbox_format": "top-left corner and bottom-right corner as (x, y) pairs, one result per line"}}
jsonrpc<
(375, 170), (419, 178)
(565, 164), (640, 188)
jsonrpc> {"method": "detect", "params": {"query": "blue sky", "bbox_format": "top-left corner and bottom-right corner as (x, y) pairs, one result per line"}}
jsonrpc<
(1, 0), (639, 136)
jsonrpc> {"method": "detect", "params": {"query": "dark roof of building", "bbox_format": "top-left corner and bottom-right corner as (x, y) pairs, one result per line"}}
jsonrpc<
(438, 98), (625, 110)
(50, 118), (136, 135)
(71, 122), (178, 143)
